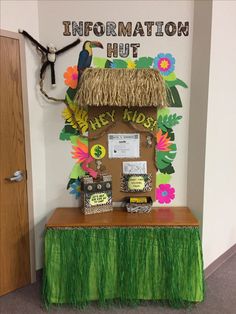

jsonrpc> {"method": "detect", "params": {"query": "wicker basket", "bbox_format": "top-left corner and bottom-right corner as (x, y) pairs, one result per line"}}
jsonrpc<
(125, 197), (153, 213)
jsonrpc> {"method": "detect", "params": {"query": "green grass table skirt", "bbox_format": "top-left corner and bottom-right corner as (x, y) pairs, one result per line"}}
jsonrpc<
(42, 227), (204, 308)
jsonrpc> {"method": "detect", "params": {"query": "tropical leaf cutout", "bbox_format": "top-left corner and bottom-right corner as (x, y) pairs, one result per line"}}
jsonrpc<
(74, 108), (88, 133)
(157, 108), (170, 118)
(60, 124), (78, 141)
(156, 173), (172, 185)
(70, 163), (85, 179)
(158, 114), (182, 132)
(105, 60), (112, 68)
(93, 57), (109, 68)
(166, 128), (175, 141)
(166, 78), (188, 88)
(167, 86), (183, 107)
(156, 143), (177, 172)
(112, 59), (128, 68)
(67, 178), (76, 190)
(66, 87), (77, 102)
(62, 94), (88, 133)
(163, 72), (177, 82)
(135, 57), (153, 68)
(70, 135), (88, 147)
(160, 164), (175, 174)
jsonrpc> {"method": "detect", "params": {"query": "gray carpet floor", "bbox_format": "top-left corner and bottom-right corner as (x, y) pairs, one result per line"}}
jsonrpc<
(0, 253), (235, 314)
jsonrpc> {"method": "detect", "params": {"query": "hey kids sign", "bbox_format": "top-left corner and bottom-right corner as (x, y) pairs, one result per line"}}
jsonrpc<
(62, 20), (189, 58)
(89, 108), (157, 132)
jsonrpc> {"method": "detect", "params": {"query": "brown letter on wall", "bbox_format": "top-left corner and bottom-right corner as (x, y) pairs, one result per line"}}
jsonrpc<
(118, 22), (132, 36)
(84, 22), (93, 36)
(155, 21), (164, 36)
(107, 43), (118, 58)
(130, 43), (140, 58)
(178, 22), (189, 36)
(93, 22), (105, 36)
(63, 21), (71, 36)
(144, 21), (154, 36)
(106, 22), (117, 36)
(72, 21), (83, 36)
(133, 21), (145, 36)
(119, 43), (129, 58)
(165, 22), (177, 36)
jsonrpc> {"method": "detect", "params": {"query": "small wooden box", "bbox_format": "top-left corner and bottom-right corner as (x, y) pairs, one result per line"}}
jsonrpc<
(81, 175), (113, 215)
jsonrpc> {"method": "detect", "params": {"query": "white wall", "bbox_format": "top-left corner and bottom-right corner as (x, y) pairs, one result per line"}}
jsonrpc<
(0, 0), (47, 269)
(1, 1), (203, 270)
(36, 1), (193, 268)
(1, 0), (235, 272)
(38, 0), (193, 208)
(202, 1), (236, 268)
(187, 1), (212, 226)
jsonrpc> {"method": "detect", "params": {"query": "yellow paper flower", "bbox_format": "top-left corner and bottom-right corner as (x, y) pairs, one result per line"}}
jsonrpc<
(127, 59), (136, 69)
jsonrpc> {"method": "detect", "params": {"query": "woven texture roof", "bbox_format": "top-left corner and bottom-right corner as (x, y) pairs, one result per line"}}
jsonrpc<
(75, 68), (167, 107)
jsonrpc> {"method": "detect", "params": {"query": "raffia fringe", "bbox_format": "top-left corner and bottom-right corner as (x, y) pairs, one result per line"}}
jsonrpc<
(43, 227), (204, 308)
(76, 68), (168, 108)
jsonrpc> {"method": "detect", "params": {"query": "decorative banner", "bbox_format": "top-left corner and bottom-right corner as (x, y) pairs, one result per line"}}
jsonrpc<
(88, 108), (156, 132)
(90, 144), (106, 159)
(62, 20), (190, 58)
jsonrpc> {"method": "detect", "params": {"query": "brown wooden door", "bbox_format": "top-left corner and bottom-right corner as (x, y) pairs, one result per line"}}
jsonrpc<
(0, 34), (31, 295)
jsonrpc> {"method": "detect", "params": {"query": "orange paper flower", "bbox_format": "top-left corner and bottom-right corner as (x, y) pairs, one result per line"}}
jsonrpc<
(64, 66), (78, 89)
(72, 139), (88, 163)
(156, 129), (172, 151)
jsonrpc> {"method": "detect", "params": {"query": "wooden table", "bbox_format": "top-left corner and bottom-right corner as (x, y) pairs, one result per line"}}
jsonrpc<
(43, 207), (204, 308)
(46, 206), (199, 227)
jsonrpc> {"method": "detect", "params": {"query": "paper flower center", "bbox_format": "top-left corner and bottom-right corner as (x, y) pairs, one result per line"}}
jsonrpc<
(72, 73), (78, 80)
(162, 191), (168, 197)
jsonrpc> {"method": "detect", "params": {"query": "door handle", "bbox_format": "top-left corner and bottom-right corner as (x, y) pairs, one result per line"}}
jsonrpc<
(5, 170), (24, 182)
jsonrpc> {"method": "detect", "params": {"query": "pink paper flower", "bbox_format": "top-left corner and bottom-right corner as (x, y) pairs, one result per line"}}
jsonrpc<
(156, 184), (175, 204)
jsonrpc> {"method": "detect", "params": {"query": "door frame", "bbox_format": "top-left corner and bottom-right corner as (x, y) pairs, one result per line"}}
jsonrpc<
(0, 29), (36, 283)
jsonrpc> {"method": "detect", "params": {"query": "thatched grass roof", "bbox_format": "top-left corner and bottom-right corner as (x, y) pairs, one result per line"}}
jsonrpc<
(75, 68), (167, 108)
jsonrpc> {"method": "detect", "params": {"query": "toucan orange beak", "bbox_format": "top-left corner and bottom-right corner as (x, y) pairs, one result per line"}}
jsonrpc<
(90, 41), (103, 49)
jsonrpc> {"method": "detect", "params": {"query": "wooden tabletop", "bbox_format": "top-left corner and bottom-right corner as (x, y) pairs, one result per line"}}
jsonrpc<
(46, 207), (199, 228)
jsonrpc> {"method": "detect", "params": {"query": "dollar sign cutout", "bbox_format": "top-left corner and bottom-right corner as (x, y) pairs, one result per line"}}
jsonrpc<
(94, 145), (102, 158)
(90, 144), (106, 160)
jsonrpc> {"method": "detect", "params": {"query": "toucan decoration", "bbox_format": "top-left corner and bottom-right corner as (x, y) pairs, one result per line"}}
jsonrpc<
(66, 40), (104, 100)
(19, 29), (81, 86)
(78, 41), (103, 70)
